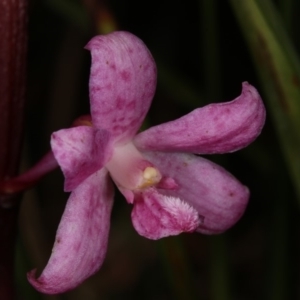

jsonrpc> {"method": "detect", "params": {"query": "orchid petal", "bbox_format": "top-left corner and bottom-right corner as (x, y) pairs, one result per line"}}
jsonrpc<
(142, 151), (249, 234)
(134, 82), (265, 154)
(28, 169), (114, 294)
(131, 188), (202, 240)
(51, 126), (113, 191)
(85, 31), (157, 144)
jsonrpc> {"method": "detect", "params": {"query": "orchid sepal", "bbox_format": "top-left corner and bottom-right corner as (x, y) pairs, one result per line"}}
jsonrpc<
(86, 31), (157, 144)
(51, 126), (113, 192)
(134, 82), (265, 154)
(27, 169), (114, 294)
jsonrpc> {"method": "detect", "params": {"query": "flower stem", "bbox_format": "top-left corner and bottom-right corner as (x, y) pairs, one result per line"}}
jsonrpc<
(0, 151), (58, 197)
(0, 114), (93, 197)
(0, 0), (28, 298)
(0, 204), (20, 299)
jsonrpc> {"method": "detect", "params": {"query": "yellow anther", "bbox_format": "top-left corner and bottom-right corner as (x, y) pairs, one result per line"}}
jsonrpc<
(138, 167), (162, 189)
(143, 167), (158, 180)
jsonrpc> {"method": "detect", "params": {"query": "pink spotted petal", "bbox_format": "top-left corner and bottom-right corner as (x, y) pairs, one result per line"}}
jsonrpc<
(27, 169), (114, 294)
(51, 126), (113, 191)
(131, 188), (202, 240)
(142, 151), (249, 234)
(134, 82), (265, 154)
(85, 31), (157, 144)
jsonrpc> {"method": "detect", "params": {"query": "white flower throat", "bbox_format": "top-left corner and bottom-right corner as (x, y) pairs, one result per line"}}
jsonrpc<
(106, 141), (162, 190)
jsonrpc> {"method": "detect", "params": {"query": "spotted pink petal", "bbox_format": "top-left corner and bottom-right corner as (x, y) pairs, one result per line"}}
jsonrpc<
(85, 31), (157, 144)
(28, 169), (114, 294)
(51, 126), (113, 192)
(134, 82), (265, 154)
(131, 188), (202, 240)
(142, 151), (249, 234)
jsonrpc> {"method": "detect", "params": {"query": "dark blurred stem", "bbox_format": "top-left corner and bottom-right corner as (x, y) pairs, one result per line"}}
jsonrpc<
(199, 1), (230, 300)
(278, 0), (293, 33)
(159, 236), (196, 300)
(267, 180), (289, 300)
(0, 0), (27, 299)
(209, 235), (230, 300)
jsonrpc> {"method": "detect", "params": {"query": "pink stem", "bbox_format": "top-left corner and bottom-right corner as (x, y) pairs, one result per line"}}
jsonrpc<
(0, 0), (28, 298)
(0, 151), (58, 197)
(0, 115), (93, 197)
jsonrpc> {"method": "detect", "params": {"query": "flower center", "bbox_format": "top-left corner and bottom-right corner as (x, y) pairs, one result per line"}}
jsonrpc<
(106, 142), (162, 190)
(139, 167), (161, 189)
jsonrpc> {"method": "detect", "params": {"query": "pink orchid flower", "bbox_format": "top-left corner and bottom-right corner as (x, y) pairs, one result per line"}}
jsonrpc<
(28, 31), (265, 294)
